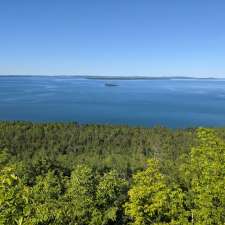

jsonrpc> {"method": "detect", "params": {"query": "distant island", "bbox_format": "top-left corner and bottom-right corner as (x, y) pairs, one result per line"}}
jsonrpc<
(85, 75), (216, 80)
(105, 83), (119, 87)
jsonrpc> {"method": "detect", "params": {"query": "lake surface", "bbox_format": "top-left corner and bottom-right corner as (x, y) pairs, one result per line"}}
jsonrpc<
(1, 76), (225, 128)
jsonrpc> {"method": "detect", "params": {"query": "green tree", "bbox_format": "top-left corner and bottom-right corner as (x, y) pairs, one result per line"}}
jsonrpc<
(27, 171), (64, 225)
(0, 166), (31, 225)
(125, 159), (186, 225)
(65, 165), (128, 225)
(94, 170), (128, 225)
(0, 148), (10, 168)
(182, 128), (225, 224)
(65, 165), (96, 225)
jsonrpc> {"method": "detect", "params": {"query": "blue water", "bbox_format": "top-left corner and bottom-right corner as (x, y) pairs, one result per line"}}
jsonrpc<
(0, 76), (225, 128)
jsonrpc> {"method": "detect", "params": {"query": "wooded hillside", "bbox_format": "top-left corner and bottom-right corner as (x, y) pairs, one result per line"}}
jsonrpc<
(0, 122), (224, 224)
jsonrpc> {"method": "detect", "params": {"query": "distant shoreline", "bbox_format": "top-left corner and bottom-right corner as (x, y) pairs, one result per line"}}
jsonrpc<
(0, 75), (219, 80)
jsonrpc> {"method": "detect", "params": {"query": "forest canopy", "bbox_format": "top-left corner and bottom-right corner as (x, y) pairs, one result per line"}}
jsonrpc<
(0, 122), (225, 224)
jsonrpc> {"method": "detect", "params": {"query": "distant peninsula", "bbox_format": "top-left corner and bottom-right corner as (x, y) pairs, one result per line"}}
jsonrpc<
(0, 75), (217, 80)
(84, 76), (216, 80)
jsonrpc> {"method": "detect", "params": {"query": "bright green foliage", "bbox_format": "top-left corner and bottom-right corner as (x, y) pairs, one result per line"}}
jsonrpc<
(183, 128), (225, 224)
(27, 171), (64, 225)
(125, 159), (186, 225)
(125, 129), (225, 225)
(1, 122), (225, 225)
(0, 166), (30, 225)
(95, 170), (128, 224)
(65, 165), (96, 224)
(65, 165), (128, 225)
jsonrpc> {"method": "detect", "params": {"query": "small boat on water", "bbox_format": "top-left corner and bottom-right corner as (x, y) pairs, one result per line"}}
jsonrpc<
(105, 83), (119, 87)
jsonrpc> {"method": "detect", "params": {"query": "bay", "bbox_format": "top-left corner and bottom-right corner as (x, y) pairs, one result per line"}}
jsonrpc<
(0, 76), (225, 128)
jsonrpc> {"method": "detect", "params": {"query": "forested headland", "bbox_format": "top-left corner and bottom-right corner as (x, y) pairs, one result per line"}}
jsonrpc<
(0, 121), (225, 224)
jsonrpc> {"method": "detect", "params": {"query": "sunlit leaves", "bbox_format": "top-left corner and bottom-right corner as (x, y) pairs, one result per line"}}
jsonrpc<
(125, 159), (186, 225)
(186, 128), (225, 224)
(0, 166), (30, 225)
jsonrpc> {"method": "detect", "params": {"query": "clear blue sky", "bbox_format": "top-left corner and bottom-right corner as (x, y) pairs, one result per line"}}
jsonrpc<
(0, 0), (225, 77)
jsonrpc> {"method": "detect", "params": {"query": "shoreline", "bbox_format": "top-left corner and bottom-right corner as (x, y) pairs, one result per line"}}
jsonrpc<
(0, 75), (218, 80)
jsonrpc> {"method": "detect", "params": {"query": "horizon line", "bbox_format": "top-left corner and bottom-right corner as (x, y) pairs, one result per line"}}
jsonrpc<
(0, 74), (224, 80)
(0, 74), (221, 79)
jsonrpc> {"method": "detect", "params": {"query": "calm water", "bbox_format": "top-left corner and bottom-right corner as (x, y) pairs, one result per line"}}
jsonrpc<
(1, 76), (225, 128)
